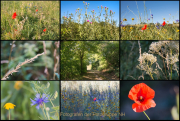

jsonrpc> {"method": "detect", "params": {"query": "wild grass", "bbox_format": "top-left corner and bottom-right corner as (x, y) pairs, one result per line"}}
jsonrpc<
(1, 41), (59, 80)
(1, 1), (59, 40)
(121, 1), (179, 40)
(61, 81), (120, 120)
(61, 1), (119, 40)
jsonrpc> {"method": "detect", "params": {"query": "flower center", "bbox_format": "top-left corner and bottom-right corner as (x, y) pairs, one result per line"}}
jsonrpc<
(139, 96), (144, 102)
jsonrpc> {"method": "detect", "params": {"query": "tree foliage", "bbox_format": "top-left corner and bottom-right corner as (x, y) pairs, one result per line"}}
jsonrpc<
(61, 41), (119, 80)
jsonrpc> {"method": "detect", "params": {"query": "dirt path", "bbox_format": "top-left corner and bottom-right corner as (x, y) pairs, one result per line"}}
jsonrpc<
(81, 70), (119, 80)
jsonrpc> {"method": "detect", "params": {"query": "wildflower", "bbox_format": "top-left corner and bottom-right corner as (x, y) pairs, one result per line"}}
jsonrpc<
(123, 18), (127, 21)
(162, 21), (166, 26)
(12, 12), (17, 19)
(30, 93), (49, 109)
(87, 20), (89, 22)
(163, 18), (165, 20)
(14, 81), (23, 90)
(43, 28), (46, 32)
(176, 20), (179, 23)
(177, 30), (179, 32)
(151, 14), (153, 18)
(93, 97), (96, 101)
(128, 83), (156, 112)
(156, 25), (159, 29)
(147, 18), (150, 21)
(130, 27), (133, 30)
(90, 22), (92, 24)
(141, 24), (147, 30)
(132, 18), (134, 20)
(36, 9), (38, 12)
(4, 103), (16, 110)
(105, 6), (107, 8)
(168, 38), (172, 40)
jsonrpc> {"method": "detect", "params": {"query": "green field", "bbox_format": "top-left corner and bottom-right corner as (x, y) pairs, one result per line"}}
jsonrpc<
(1, 1), (59, 40)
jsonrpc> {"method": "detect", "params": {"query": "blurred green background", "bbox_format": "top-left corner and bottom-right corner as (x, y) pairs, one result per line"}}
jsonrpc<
(1, 81), (59, 120)
(120, 41), (179, 80)
(1, 41), (59, 80)
(120, 81), (179, 120)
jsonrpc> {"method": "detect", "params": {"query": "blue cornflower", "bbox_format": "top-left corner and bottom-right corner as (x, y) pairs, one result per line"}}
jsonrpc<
(30, 93), (49, 109)
(176, 19), (179, 23)
(156, 25), (159, 29)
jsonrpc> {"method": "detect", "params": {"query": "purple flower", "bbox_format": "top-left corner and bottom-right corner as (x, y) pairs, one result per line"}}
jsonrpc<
(147, 18), (150, 20)
(176, 19), (179, 22)
(156, 25), (159, 29)
(30, 93), (49, 110)
(90, 22), (92, 24)
(151, 14), (153, 16)
(87, 20), (89, 22)
(93, 9), (94, 11)
(105, 6), (107, 8)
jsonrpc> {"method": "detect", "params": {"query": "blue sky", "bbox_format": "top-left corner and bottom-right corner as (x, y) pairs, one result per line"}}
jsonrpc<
(61, 1), (119, 27)
(121, 1), (179, 25)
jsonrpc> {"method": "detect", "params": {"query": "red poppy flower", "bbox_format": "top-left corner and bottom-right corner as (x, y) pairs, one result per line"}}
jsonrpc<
(93, 97), (96, 101)
(128, 83), (156, 112)
(141, 24), (147, 30)
(36, 9), (38, 12)
(12, 12), (17, 19)
(162, 21), (166, 26)
(43, 28), (46, 32)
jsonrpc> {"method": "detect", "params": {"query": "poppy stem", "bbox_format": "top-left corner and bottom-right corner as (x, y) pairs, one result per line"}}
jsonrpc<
(143, 111), (150, 120)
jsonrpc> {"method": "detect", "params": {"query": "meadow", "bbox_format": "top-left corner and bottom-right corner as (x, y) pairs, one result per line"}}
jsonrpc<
(61, 81), (120, 120)
(121, 1), (179, 40)
(121, 23), (179, 40)
(1, 81), (59, 120)
(1, 1), (59, 40)
(61, 1), (119, 40)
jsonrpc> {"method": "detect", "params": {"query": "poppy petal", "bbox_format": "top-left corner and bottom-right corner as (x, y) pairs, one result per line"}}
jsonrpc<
(132, 99), (156, 112)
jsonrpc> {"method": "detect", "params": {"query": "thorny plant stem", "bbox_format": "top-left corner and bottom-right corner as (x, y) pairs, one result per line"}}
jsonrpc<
(143, 111), (150, 120)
